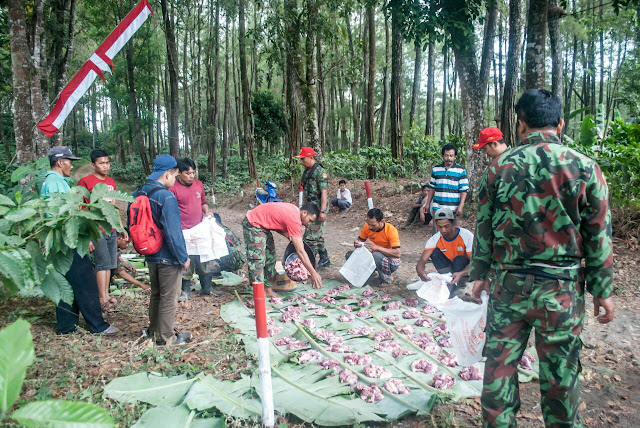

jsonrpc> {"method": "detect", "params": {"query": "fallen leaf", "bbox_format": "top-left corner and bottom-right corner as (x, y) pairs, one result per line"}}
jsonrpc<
(578, 402), (587, 411)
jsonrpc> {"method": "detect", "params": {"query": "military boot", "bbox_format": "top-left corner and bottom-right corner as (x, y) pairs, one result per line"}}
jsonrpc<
(178, 279), (191, 302)
(317, 249), (331, 268)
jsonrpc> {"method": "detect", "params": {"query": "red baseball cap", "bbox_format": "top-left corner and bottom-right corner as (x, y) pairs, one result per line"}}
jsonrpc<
(294, 147), (316, 158)
(473, 127), (503, 149)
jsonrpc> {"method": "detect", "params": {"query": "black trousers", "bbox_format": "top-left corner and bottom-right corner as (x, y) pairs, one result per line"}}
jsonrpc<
(407, 207), (433, 225)
(430, 248), (469, 274)
(56, 251), (110, 334)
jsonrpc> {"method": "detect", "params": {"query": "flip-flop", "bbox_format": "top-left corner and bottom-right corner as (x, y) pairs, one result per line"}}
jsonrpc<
(101, 325), (120, 335)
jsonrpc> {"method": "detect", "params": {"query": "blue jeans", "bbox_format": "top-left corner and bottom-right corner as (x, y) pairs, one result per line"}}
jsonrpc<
(330, 198), (351, 210)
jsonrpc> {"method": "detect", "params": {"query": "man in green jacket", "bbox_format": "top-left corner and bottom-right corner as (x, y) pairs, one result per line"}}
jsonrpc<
(471, 89), (614, 427)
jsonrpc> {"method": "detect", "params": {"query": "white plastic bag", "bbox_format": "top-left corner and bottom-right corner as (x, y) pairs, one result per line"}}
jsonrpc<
(406, 280), (425, 291)
(339, 247), (376, 288)
(437, 291), (489, 367)
(182, 217), (229, 262)
(416, 272), (453, 304)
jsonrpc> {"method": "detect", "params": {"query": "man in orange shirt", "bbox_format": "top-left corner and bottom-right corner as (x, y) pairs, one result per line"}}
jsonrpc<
(416, 208), (474, 297)
(346, 208), (401, 284)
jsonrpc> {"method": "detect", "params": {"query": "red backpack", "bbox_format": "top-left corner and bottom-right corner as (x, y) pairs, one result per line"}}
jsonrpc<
(128, 188), (163, 255)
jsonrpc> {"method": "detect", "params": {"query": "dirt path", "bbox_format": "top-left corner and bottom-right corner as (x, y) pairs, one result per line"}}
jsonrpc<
(2, 178), (638, 427)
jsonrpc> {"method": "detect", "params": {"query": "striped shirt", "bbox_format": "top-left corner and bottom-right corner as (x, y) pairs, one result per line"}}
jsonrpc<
(427, 163), (469, 210)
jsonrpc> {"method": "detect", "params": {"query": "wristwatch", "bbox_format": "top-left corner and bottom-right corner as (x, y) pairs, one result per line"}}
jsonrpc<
(321, 209), (327, 213)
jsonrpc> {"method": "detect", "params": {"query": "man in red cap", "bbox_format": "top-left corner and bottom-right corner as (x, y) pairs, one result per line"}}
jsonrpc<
(473, 127), (508, 160)
(295, 147), (330, 268)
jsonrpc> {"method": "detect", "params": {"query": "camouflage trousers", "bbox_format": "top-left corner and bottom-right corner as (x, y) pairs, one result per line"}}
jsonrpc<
(482, 270), (584, 428)
(242, 217), (276, 286)
(303, 216), (326, 258)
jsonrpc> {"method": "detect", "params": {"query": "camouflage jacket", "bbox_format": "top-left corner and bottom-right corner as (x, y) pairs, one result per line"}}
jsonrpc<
(301, 162), (329, 205)
(468, 131), (613, 298)
(220, 223), (241, 248)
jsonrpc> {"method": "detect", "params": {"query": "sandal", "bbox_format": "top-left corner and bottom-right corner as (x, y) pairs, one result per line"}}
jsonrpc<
(101, 325), (120, 336)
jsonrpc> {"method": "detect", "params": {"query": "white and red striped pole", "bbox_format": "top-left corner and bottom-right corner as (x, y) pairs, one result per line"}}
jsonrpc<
(253, 282), (275, 427)
(210, 188), (216, 205)
(298, 183), (304, 208)
(364, 181), (374, 209)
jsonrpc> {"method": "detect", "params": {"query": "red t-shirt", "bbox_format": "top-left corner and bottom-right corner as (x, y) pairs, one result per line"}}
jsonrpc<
(78, 174), (117, 204)
(246, 202), (302, 238)
(170, 179), (207, 230)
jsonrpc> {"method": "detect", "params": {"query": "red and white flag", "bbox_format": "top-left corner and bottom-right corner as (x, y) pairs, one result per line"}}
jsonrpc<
(38, 0), (153, 137)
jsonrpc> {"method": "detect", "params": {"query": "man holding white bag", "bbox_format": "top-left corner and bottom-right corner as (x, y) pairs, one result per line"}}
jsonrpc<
(345, 208), (401, 284)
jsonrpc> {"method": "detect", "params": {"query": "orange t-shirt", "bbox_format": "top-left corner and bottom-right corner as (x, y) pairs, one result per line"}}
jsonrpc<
(359, 222), (401, 252)
(424, 227), (474, 262)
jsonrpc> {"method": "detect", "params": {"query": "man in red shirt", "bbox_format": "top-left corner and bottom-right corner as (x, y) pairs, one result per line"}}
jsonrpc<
(170, 158), (216, 301)
(244, 202), (322, 297)
(78, 149), (121, 311)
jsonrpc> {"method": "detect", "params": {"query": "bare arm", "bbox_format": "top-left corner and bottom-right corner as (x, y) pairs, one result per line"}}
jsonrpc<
(416, 249), (434, 281)
(456, 193), (467, 215)
(202, 203), (210, 216)
(364, 240), (401, 258)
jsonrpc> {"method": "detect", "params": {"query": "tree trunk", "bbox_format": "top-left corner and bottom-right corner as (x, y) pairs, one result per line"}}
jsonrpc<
(222, 14), (231, 178)
(440, 41), (448, 140)
(207, 0), (220, 182)
(548, 1), (563, 102)
(302, 0), (319, 148)
(501, 0), (524, 147)
(232, 23), (245, 159)
(365, 3), (376, 147)
(316, 31), (326, 151)
(8, 0), (35, 163)
(425, 40), (435, 136)
(30, 0), (48, 155)
(345, 14), (359, 153)
(160, 0), (180, 157)
(238, 0), (257, 179)
(284, 0), (304, 158)
(126, 43), (151, 175)
(390, 9), (403, 161)
(337, 72), (349, 150)
(525, 0), (548, 89)
(409, 40), (422, 127)
(378, 15), (390, 146)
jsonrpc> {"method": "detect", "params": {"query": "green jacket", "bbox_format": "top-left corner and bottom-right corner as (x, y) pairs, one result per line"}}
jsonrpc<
(40, 170), (71, 197)
(469, 131), (613, 298)
(301, 162), (329, 205)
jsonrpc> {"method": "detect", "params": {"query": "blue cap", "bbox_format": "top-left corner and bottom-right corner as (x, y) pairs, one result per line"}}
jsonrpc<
(149, 154), (178, 180)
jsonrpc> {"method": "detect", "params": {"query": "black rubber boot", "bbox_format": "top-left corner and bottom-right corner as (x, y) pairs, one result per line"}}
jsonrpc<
(178, 279), (191, 302)
(199, 274), (223, 296)
(317, 249), (331, 268)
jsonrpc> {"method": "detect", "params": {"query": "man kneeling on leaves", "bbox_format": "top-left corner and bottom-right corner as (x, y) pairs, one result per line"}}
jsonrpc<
(243, 202), (322, 297)
(416, 208), (474, 298)
(346, 208), (401, 285)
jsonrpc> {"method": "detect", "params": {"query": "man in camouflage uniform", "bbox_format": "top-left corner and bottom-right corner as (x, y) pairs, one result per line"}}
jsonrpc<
(470, 89), (615, 427)
(296, 147), (330, 268)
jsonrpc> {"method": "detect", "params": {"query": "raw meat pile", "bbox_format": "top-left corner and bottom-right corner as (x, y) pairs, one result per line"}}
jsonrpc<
(356, 309), (372, 318)
(348, 326), (374, 336)
(320, 296), (337, 305)
(437, 352), (458, 367)
(411, 359), (438, 374)
(392, 347), (415, 358)
(267, 325), (281, 337)
(325, 342), (353, 353)
(373, 329), (393, 342)
(362, 289), (376, 298)
(438, 336), (453, 348)
(344, 352), (373, 366)
(402, 308), (421, 319)
(314, 329), (336, 341)
(290, 296), (307, 304)
(339, 304), (353, 312)
(355, 383), (384, 403)
(305, 303), (319, 310)
(433, 323), (449, 337)
(415, 317), (434, 327)
(404, 298), (420, 307)
(284, 258), (310, 281)
(325, 288), (340, 297)
(431, 373), (456, 389)
(318, 358), (340, 371)
(338, 314), (355, 322)
(384, 301), (402, 311)
(273, 336), (309, 350)
(298, 349), (322, 364)
(379, 293), (392, 301)
(358, 298), (372, 307)
(303, 292), (317, 299)
(339, 369), (358, 385)
(280, 306), (303, 323)
(384, 379), (410, 394)
(458, 365), (483, 381)
(312, 308), (328, 316)
(381, 315), (399, 324)
(300, 319), (316, 329)
(422, 304), (439, 314)
(244, 299), (255, 308)
(374, 341), (401, 352)
(363, 364), (392, 379)
(395, 324), (415, 335)
(269, 296), (284, 305)
(520, 352), (536, 370)
(336, 283), (351, 291)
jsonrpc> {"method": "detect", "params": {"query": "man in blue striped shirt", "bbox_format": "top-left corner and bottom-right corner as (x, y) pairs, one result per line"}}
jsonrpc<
(420, 143), (469, 223)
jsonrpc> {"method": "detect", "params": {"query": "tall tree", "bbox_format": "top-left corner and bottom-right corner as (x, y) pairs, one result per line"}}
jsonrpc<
(501, 0), (524, 147)
(365, 2), (376, 146)
(378, 15), (390, 145)
(207, 0), (221, 181)
(125, 39), (150, 174)
(525, 0), (548, 89)
(238, 0), (257, 179)
(425, 39), (435, 136)
(389, 2), (403, 160)
(160, 0), (180, 157)
(549, 1), (564, 101)
(409, 41), (423, 126)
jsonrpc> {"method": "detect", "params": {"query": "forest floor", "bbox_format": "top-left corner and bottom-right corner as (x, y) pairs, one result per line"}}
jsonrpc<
(2, 177), (640, 427)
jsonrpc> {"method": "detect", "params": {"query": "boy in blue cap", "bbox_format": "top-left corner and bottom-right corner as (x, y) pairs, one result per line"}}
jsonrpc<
(132, 154), (191, 346)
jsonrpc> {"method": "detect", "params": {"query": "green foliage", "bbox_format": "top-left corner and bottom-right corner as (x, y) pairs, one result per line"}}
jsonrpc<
(0, 159), (134, 304)
(0, 320), (114, 427)
(252, 90), (287, 150)
(109, 162), (148, 188)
